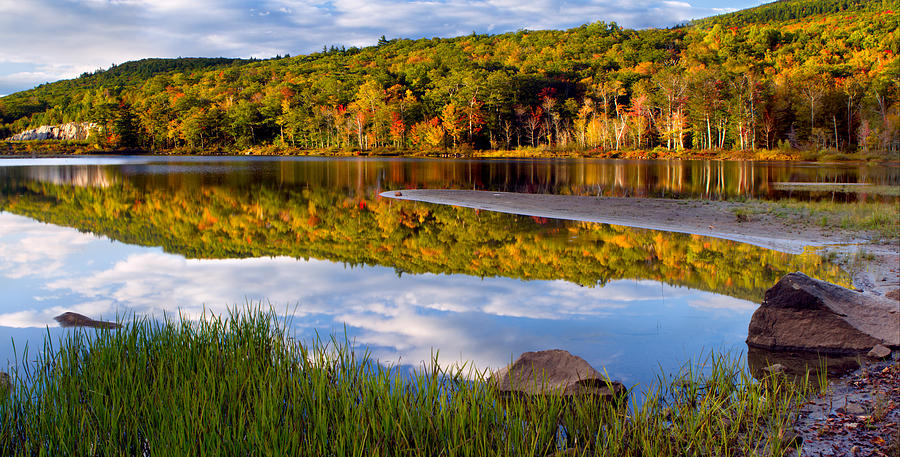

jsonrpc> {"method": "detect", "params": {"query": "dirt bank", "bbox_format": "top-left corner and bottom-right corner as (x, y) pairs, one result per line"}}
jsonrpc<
(381, 189), (899, 297)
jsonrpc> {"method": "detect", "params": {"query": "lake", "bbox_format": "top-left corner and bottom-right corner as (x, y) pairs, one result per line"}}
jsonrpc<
(0, 156), (892, 389)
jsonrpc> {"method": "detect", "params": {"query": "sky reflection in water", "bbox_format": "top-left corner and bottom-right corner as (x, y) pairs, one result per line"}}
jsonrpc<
(0, 211), (755, 387)
(2, 156), (867, 389)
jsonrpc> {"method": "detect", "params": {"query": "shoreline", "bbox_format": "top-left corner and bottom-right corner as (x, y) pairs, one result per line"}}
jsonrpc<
(381, 189), (900, 297)
(4, 142), (899, 163)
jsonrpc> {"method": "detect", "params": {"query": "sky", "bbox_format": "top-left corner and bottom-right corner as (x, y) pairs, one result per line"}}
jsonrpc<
(0, 0), (768, 96)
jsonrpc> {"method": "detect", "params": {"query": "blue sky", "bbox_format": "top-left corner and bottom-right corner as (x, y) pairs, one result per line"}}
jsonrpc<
(0, 0), (767, 96)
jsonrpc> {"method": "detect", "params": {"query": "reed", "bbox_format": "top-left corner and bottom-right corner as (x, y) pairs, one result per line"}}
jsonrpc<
(1, 309), (810, 456)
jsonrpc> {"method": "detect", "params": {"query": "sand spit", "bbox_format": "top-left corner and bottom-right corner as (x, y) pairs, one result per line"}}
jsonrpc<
(381, 189), (899, 297)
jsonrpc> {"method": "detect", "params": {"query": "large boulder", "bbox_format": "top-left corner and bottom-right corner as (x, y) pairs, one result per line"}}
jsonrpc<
(491, 349), (625, 399)
(747, 272), (900, 354)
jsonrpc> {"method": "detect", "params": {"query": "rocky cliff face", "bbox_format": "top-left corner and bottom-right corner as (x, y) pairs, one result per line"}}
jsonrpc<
(8, 122), (97, 141)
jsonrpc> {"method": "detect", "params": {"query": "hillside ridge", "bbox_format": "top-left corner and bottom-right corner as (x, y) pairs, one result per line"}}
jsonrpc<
(2, 0), (897, 156)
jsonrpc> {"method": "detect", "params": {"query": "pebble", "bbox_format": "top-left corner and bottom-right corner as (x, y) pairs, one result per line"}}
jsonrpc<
(867, 344), (891, 359)
(838, 402), (867, 416)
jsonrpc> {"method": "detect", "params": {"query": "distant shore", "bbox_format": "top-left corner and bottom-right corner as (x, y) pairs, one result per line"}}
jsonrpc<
(3, 140), (897, 162)
(382, 189), (900, 297)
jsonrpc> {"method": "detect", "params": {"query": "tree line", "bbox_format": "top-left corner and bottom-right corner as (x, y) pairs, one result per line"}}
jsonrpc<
(1, 0), (897, 155)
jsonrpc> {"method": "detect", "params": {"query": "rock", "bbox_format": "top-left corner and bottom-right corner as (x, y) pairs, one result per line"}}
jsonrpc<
(867, 344), (892, 359)
(8, 122), (97, 141)
(491, 349), (626, 399)
(838, 402), (867, 416)
(54, 312), (121, 329)
(747, 273), (900, 354)
(762, 363), (786, 375)
(887, 289), (900, 301)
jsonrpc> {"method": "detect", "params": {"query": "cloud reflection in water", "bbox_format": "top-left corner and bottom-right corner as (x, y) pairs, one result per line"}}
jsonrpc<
(0, 212), (755, 385)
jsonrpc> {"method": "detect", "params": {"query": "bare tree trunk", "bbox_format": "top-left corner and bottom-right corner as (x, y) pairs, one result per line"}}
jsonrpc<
(833, 116), (839, 149)
(847, 95), (853, 149)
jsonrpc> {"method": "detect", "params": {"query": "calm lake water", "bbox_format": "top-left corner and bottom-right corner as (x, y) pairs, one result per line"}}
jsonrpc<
(0, 156), (892, 388)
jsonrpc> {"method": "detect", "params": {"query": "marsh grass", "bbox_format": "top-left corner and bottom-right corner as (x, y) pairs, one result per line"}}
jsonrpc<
(733, 199), (900, 240)
(1, 309), (812, 456)
(771, 183), (900, 197)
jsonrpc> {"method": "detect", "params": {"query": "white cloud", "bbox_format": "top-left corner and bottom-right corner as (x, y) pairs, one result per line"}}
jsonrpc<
(0, 215), (738, 371)
(689, 294), (757, 312)
(0, 214), (98, 278)
(0, 209), (758, 384)
(40, 251), (666, 323)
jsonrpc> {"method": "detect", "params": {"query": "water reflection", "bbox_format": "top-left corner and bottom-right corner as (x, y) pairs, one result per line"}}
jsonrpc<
(0, 172), (850, 302)
(0, 212), (754, 387)
(747, 346), (862, 383)
(1, 156), (896, 200)
(0, 156), (880, 388)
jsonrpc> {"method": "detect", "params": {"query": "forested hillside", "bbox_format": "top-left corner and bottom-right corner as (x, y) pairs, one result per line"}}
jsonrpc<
(0, 58), (247, 127)
(1, 0), (897, 155)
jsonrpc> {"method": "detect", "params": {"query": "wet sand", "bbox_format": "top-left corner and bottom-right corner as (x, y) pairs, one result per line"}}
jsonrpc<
(381, 189), (899, 296)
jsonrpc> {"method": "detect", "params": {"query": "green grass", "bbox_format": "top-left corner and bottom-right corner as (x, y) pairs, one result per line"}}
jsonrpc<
(794, 200), (898, 240)
(1, 309), (813, 456)
(732, 199), (900, 241)
(771, 183), (900, 197)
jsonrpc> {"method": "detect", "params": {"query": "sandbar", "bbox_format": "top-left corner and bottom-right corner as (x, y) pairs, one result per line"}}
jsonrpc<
(381, 189), (899, 296)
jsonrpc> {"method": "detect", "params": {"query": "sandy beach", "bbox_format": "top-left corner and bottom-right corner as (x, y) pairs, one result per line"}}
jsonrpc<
(382, 189), (899, 297)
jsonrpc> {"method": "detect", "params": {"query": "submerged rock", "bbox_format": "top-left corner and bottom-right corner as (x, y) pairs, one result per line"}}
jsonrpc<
(54, 312), (121, 329)
(747, 272), (900, 355)
(837, 402), (867, 416)
(747, 346), (860, 381)
(490, 349), (625, 399)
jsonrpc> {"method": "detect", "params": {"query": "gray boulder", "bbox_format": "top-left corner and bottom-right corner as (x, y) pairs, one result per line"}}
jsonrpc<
(747, 272), (900, 354)
(491, 349), (625, 399)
